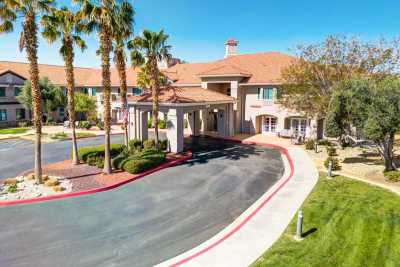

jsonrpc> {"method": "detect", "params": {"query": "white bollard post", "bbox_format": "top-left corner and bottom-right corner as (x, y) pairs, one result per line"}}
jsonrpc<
(294, 210), (303, 241)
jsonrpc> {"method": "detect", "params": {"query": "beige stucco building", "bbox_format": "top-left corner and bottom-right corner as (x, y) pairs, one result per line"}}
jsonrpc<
(0, 40), (324, 146)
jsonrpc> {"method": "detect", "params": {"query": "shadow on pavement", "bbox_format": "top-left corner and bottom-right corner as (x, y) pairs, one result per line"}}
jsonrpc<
(182, 136), (266, 166)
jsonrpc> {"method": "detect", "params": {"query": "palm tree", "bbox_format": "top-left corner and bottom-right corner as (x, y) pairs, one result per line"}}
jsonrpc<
(0, 0), (54, 184)
(128, 30), (172, 147)
(76, 0), (119, 174)
(41, 7), (87, 165)
(112, 1), (134, 146)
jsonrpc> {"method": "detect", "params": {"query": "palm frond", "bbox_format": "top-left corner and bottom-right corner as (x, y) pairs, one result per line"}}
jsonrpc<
(0, 20), (14, 33)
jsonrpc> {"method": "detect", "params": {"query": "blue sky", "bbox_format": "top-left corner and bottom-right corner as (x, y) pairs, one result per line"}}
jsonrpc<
(0, 0), (399, 67)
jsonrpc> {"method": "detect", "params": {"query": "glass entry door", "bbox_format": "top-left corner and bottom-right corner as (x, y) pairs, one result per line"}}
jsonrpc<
(262, 116), (277, 134)
(291, 118), (307, 136)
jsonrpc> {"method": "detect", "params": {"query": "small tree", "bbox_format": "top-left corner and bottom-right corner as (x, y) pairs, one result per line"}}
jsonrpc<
(280, 36), (400, 119)
(325, 77), (400, 171)
(74, 92), (97, 121)
(17, 77), (66, 122)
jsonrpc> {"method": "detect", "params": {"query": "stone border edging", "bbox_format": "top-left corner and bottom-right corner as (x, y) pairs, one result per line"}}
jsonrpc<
(158, 136), (295, 267)
(0, 152), (192, 207)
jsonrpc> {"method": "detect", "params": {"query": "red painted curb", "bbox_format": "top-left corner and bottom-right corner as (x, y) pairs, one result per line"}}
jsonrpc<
(0, 152), (192, 207)
(168, 137), (295, 267)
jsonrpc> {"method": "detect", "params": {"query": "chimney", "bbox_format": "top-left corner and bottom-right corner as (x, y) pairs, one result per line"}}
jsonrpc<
(225, 39), (238, 58)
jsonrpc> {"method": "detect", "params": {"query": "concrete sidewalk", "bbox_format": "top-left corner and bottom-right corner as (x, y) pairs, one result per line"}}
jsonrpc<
(157, 146), (318, 267)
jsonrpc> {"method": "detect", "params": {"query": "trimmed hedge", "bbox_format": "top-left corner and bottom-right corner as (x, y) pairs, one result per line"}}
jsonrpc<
(122, 150), (166, 174)
(143, 139), (156, 150)
(77, 144), (125, 162)
(129, 139), (142, 151)
(305, 139), (315, 150)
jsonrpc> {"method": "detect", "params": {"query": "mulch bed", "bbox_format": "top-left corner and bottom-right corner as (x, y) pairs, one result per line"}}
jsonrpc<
(20, 153), (189, 193)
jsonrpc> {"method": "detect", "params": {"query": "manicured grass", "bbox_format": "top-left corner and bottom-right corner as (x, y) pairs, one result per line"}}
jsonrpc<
(75, 132), (96, 139)
(0, 127), (29, 135)
(252, 174), (400, 267)
(50, 132), (96, 140)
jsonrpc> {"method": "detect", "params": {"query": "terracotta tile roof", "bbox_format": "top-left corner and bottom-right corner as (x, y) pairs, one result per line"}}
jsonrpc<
(0, 61), (139, 87)
(128, 86), (235, 104)
(161, 63), (212, 84)
(197, 64), (251, 77)
(164, 52), (295, 85)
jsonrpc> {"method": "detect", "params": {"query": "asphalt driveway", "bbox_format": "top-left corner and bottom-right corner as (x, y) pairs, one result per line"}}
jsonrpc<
(0, 132), (166, 180)
(0, 137), (284, 267)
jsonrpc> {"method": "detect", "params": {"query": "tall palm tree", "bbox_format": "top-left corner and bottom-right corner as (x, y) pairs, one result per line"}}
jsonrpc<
(128, 30), (172, 147)
(0, 0), (54, 184)
(76, 0), (118, 174)
(41, 7), (87, 165)
(112, 1), (134, 146)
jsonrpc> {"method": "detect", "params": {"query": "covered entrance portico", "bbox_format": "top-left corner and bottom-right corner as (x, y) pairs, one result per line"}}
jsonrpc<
(127, 87), (235, 153)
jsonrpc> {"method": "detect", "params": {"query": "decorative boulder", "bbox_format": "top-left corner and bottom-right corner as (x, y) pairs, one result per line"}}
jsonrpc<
(52, 186), (65, 192)
(44, 178), (59, 187)
(4, 178), (18, 185)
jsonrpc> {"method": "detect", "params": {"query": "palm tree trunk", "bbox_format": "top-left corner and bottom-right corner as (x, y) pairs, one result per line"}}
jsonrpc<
(150, 59), (160, 148)
(24, 13), (42, 184)
(115, 48), (129, 146)
(101, 26), (112, 174)
(64, 37), (79, 165)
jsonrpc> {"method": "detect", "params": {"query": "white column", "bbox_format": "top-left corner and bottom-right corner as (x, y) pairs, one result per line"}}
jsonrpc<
(128, 106), (137, 140)
(230, 81), (241, 133)
(139, 110), (148, 141)
(167, 108), (184, 153)
(227, 103), (235, 136)
(200, 109), (208, 133)
(188, 110), (201, 136)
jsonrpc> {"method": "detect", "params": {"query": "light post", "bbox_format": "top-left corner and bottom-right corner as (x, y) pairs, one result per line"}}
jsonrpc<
(294, 210), (304, 241)
(328, 160), (333, 178)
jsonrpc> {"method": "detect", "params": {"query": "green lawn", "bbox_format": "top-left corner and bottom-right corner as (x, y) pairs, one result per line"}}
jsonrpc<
(0, 127), (29, 135)
(252, 174), (400, 267)
(51, 131), (96, 140)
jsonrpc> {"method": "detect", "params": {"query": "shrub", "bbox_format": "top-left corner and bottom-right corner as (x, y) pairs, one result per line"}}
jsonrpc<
(305, 139), (316, 150)
(326, 145), (338, 157)
(159, 139), (168, 151)
(318, 139), (332, 146)
(123, 159), (153, 174)
(112, 154), (128, 169)
(77, 121), (91, 130)
(96, 121), (104, 130)
(77, 144), (125, 162)
(324, 157), (341, 171)
(141, 152), (166, 165)
(129, 139), (142, 151)
(158, 119), (167, 129)
(95, 158), (104, 169)
(51, 132), (68, 140)
(143, 139), (156, 150)
(7, 184), (17, 193)
(383, 170), (400, 182)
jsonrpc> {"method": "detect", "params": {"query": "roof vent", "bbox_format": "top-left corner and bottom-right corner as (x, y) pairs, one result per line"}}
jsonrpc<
(225, 39), (238, 58)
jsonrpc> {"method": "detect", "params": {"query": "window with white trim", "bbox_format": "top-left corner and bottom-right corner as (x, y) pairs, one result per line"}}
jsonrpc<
(0, 109), (7, 121)
(258, 87), (274, 101)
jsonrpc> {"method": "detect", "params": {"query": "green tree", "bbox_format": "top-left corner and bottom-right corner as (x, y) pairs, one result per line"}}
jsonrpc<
(1, 0), (54, 184)
(76, 0), (119, 174)
(74, 92), (97, 120)
(325, 77), (400, 171)
(17, 77), (66, 122)
(41, 7), (88, 165)
(136, 64), (167, 90)
(128, 30), (172, 147)
(112, 0), (134, 146)
(280, 36), (400, 119)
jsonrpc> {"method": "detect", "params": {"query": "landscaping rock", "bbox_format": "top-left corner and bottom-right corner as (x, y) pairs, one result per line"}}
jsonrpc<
(4, 178), (18, 185)
(52, 186), (65, 192)
(26, 173), (35, 180)
(44, 178), (59, 187)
